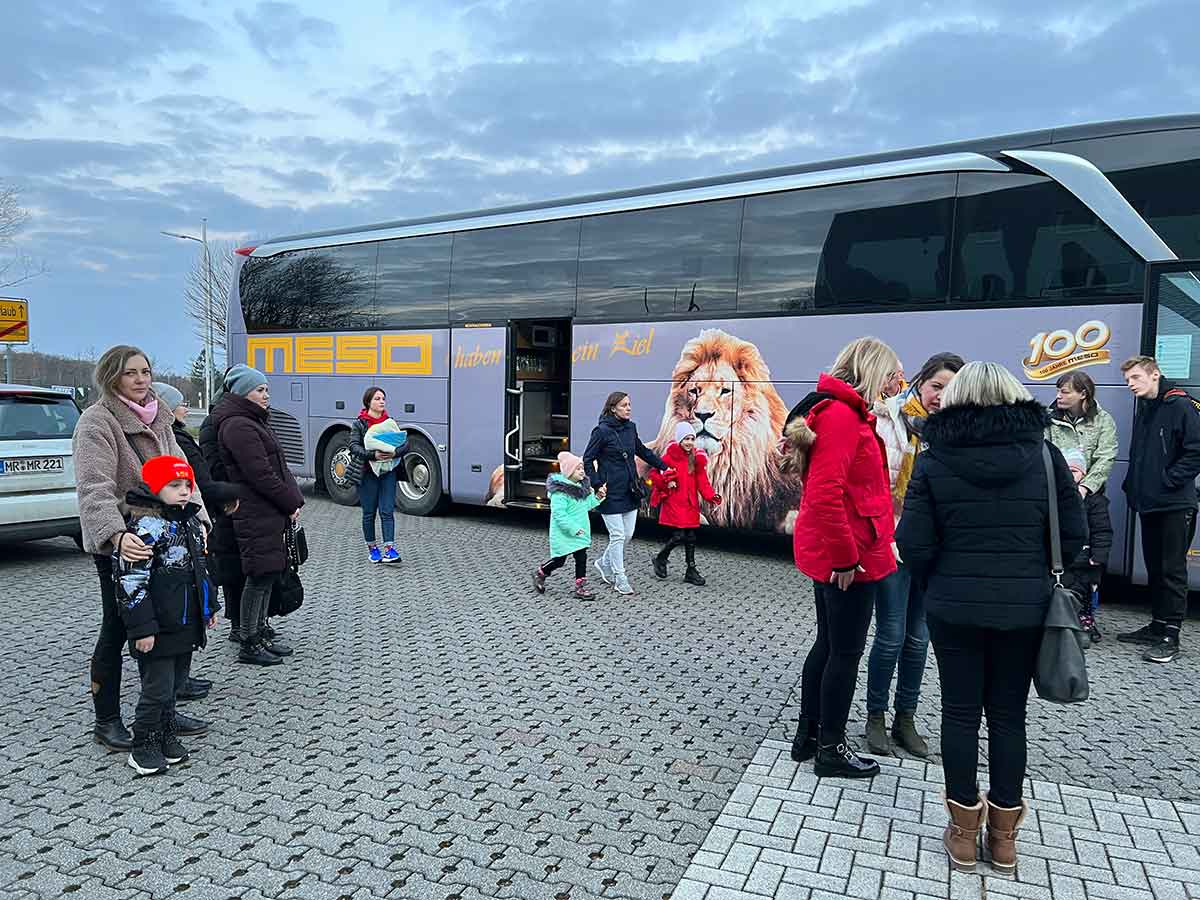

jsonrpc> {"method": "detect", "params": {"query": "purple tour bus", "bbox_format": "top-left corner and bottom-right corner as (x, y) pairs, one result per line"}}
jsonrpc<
(227, 114), (1200, 586)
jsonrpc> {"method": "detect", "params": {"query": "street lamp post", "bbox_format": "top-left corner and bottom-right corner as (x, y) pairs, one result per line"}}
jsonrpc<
(161, 219), (213, 410)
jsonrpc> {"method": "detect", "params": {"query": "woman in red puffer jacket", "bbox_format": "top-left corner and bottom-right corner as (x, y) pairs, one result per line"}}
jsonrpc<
(781, 336), (901, 781)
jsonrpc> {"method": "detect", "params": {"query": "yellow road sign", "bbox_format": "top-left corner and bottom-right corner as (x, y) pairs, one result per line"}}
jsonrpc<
(0, 298), (29, 344)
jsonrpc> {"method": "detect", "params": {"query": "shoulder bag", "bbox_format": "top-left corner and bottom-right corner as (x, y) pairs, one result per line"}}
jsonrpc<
(269, 522), (305, 617)
(1033, 443), (1090, 704)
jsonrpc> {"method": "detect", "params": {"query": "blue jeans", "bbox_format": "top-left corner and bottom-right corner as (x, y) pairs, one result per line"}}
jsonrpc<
(599, 511), (638, 578)
(359, 467), (397, 544)
(865, 564), (929, 714)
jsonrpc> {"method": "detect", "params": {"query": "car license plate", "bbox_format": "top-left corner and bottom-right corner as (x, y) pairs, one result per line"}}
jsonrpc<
(0, 456), (65, 475)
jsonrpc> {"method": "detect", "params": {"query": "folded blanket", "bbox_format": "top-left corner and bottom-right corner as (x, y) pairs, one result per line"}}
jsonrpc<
(363, 418), (407, 476)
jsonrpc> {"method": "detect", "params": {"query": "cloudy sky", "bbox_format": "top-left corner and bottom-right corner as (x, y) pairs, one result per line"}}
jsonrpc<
(1, 0), (1196, 373)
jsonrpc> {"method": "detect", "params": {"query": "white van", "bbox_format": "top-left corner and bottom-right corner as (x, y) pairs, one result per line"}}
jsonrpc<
(0, 385), (82, 545)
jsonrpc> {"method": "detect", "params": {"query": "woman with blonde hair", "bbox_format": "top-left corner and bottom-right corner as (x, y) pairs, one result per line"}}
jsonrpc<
(73, 346), (211, 752)
(897, 362), (1085, 874)
(785, 336), (900, 779)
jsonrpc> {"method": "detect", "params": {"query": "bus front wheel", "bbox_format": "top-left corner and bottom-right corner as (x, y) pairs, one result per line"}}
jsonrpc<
(396, 433), (445, 516)
(321, 431), (360, 507)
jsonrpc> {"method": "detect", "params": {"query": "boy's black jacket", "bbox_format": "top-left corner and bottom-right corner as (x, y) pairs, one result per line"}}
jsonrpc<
(113, 484), (220, 658)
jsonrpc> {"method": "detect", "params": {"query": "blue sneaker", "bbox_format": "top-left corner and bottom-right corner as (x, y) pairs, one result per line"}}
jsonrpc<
(368, 546), (382, 564)
(381, 546), (401, 565)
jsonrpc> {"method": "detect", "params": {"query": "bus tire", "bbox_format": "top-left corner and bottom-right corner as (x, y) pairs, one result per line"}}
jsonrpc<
(321, 430), (360, 507)
(396, 433), (445, 517)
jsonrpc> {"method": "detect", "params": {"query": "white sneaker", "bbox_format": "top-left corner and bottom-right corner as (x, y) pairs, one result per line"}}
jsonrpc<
(613, 577), (634, 596)
(594, 558), (614, 585)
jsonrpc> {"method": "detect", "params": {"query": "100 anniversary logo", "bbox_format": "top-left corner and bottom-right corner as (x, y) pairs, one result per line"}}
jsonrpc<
(1022, 320), (1112, 381)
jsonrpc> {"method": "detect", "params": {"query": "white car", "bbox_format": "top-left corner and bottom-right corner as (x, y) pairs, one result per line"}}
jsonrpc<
(0, 384), (83, 545)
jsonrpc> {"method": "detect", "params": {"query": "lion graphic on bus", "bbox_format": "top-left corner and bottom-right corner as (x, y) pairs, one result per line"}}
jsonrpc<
(640, 328), (800, 533)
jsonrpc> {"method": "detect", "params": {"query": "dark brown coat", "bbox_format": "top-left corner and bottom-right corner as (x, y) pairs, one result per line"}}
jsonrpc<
(211, 394), (304, 576)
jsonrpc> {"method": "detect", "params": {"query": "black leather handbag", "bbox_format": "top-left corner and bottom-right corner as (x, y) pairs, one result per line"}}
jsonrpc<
(1033, 444), (1090, 704)
(269, 523), (305, 617)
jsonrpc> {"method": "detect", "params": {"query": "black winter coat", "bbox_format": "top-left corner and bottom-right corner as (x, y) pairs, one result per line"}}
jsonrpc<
(895, 400), (1086, 631)
(582, 414), (668, 515)
(211, 395), (304, 577)
(1123, 379), (1200, 513)
(198, 411), (243, 587)
(115, 487), (220, 658)
(174, 422), (242, 511)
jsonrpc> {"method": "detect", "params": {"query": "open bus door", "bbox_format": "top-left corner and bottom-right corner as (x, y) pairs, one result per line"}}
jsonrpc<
(503, 320), (573, 509)
(1132, 260), (1200, 586)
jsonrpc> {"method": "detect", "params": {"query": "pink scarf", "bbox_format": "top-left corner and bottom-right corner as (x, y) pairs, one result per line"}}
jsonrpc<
(118, 394), (159, 426)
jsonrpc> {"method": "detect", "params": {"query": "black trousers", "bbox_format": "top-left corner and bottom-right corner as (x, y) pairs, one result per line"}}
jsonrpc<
(133, 653), (191, 734)
(239, 573), (277, 642)
(1140, 508), (1196, 630)
(541, 549), (587, 580)
(800, 579), (876, 744)
(91, 555), (126, 722)
(928, 616), (1042, 809)
(657, 528), (697, 567)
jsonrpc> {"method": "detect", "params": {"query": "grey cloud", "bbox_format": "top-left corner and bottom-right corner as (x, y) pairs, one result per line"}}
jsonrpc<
(0, 137), (171, 177)
(234, 2), (339, 67)
(171, 63), (210, 84)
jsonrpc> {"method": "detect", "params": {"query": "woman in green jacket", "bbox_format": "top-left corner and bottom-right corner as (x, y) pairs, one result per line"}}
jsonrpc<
(1046, 370), (1118, 641)
(533, 451), (607, 600)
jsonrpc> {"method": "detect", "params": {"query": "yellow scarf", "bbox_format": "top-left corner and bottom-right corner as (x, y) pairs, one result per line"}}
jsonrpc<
(892, 392), (929, 505)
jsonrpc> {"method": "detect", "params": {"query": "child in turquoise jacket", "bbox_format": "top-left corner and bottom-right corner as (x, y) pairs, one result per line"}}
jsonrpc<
(533, 451), (607, 599)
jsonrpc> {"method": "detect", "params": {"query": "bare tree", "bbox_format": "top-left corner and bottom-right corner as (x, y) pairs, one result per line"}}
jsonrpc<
(183, 239), (234, 364)
(0, 180), (45, 289)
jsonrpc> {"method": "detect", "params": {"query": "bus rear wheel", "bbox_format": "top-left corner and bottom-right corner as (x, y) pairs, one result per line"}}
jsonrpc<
(396, 433), (445, 516)
(322, 430), (360, 507)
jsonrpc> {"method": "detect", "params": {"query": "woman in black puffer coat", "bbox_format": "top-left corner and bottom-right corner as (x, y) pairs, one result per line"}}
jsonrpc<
(582, 391), (669, 596)
(211, 365), (304, 667)
(896, 362), (1085, 876)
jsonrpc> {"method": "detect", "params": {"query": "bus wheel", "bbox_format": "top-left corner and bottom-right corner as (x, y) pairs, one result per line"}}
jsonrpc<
(396, 434), (445, 516)
(322, 431), (360, 507)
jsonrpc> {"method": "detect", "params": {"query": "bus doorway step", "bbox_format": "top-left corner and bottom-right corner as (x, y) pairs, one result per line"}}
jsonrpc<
(504, 498), (551, 512)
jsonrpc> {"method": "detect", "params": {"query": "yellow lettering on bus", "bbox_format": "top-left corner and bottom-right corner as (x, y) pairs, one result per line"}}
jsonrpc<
(247, 336), (293, 373)
(381, 333), (433, 375)
(295, 335), (334, 373)
(336, 335), (379, 374)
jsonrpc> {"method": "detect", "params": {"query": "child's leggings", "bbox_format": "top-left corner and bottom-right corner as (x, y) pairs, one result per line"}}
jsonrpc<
(658, 528), (697, 565)
(540, 549), (587, 579)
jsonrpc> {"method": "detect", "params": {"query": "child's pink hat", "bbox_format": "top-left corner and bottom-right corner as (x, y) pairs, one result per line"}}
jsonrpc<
(557, 451), (584, 477)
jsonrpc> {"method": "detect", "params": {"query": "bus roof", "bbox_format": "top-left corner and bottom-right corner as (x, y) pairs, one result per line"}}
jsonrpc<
(254, 113), (1200, 251)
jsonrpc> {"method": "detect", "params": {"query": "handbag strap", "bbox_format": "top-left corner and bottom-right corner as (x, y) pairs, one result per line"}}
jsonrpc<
(1041, 442), (1064, 581)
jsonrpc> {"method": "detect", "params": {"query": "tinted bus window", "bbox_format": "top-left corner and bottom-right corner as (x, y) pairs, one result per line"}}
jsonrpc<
(240, 243), (378, 332)
(577, 199), (741, 319)
(737, 175), (955, 313)
(952, 173), (1142, 304)
(375, 234), (452, 327)
(448, 220), (580, 323)
(1110, 159), (1200, 260)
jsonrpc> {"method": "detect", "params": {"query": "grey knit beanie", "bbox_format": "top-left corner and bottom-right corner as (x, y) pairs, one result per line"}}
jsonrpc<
(224, 364), (268, 398)
(151, 382), (185, 411)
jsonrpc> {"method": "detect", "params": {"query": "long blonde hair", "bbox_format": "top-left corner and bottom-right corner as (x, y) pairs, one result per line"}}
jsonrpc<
(829, 337), (900, 402)
(940, 361), (1032, 408)
(93, 345), (152, 398)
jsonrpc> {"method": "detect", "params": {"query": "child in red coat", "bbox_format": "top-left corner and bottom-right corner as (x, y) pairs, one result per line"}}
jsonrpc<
(649, 423), (721, 584)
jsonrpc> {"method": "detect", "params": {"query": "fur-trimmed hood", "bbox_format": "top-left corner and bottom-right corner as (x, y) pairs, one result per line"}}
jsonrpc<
(546, 473), (592, 498)
(923, 400), (1050, 486)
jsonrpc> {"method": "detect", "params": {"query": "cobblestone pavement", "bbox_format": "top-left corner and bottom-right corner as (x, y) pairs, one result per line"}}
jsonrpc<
(1, 489), (1197, 900)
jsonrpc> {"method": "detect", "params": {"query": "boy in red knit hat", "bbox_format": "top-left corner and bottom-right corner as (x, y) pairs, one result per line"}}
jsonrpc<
(113, 455), (219, 776)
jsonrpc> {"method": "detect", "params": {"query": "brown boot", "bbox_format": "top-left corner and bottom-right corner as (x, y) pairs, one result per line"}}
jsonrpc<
(984, 795), (1027, 876)
(943, 797), (985, 872)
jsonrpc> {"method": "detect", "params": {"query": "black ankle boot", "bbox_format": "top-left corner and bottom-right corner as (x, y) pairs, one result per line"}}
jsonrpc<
(814, 736), (879, 779)
(790, 717), (817, 763)
(653, 552), (669, 579)
(239, 638), (284, 667)
(683, 566), (706, 586)
(94, 717), (133, 752)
